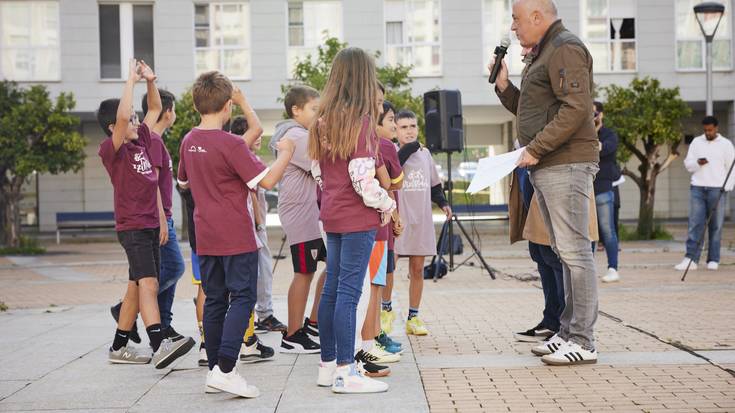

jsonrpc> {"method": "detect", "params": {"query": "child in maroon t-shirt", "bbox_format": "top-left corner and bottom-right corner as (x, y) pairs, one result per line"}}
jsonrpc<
(308, 48), (395, 394)
(177, 71), (294, 398)
(98, 59), (194, 369)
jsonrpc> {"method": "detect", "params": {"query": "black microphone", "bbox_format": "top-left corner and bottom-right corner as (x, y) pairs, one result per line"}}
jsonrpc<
(488, 37), (511, 84)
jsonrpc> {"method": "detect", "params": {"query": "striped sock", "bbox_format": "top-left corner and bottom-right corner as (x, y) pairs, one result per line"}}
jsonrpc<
(382, 300), (392, 312)
(408, 308), (419, 320)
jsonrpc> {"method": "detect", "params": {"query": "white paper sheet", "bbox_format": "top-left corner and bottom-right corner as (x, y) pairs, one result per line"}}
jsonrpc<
(466, 148), (524, 194)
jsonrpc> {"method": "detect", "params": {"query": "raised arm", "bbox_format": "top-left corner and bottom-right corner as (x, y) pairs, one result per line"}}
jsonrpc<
(112, 59), (142, 152)
(140, 61), (161, 129)
(232, 86), (263, 148)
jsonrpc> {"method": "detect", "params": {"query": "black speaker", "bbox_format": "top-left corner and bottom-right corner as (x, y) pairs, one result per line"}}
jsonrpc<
(424, 90), (464, 153)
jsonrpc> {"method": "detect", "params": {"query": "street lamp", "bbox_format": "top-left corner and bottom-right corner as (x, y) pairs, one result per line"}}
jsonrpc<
(693, 2), (726, 116)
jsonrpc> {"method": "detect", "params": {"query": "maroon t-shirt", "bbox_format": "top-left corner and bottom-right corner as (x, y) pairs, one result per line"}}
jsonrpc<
(376, 137), (403, 242)
(319, 117), (384, 234)
(148, 131), (174, 219)
(98, 123), (159, 232)
(177, 128), (267, 256)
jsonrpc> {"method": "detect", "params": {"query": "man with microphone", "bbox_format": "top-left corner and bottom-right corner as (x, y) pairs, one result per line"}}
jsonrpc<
(490, 0), (600, 365)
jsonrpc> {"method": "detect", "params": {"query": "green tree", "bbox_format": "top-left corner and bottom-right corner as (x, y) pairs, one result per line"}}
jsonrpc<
(281, 35), (425, 142)
(602, 77), (692, 239)
(0, 81), (86, 247)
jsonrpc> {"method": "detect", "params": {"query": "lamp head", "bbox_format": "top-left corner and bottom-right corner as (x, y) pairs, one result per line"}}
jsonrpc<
(694, 2), (726, 39)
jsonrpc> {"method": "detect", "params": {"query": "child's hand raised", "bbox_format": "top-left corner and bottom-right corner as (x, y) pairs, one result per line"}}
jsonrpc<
(127, 58), (142, 83)
(139, 60), (157, 82)
(231, 86), (246, 106)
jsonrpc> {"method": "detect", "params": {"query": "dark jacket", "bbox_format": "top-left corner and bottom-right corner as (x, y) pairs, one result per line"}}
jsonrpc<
(593, 126), (620, 195)
(497, 20), (599, 170)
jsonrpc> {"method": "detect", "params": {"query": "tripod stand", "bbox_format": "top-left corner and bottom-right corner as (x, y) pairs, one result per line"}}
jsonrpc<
(432, 151), (497, 281)
(681, 157), (735, 281)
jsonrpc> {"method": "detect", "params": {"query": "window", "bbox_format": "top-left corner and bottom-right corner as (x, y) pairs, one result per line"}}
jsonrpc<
(195, 2), (251, 80)
(0, 1), (60, 81)
(287, 1), (342, 78)
(99, 3), (154, 80)
(675, 0), (731, 70)
(580, 0), (637, 73)
(482, 0), (523, 75)
(384, 0), (441, 77)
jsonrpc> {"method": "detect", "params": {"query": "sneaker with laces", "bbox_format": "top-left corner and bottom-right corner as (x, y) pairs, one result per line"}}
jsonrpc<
(675, 257), (697, 271)
(365, 345), (401, 363)
(355, 350), (391, 377)
(240, 334), (275, 363)
(380, 310), (395, 334)
(109, 345), (151, 364)
(110, 302), (141, 344)
(198, 343), (208, 367)
(541, 341), (598, 366)
(204, 370), (222, 394)
(514, 323), (555, 343)
(601, 268), (620, 283)
(707, 261), (719, 271)
(303, 318), (320, 344)
(206, 365), (260, 398)
(317, 360), (337, 387)
(375, 332), (403, 354)
(255, 315), (287, 333)
(332, 364), (389, 394)
(152, 336), (195, 369)
(280, 329), (320, 354)
(406, 316), (429, 336)
(531, 334), (567, 356)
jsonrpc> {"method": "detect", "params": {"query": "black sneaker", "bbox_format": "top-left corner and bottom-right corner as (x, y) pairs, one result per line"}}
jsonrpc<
(256, 315), (287, 333)
(514, 323), (555, 343)
(355, 350), (391, 377)
(165, 326), (185, 342)
(110, 302), (141, 344)
(303, 318), (320, 344)
(240, 334), (275, 363)
(280, 329), (320, 354)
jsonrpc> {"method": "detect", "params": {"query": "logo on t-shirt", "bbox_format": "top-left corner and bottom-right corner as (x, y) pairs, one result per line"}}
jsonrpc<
(132, 151), (153, 175)
(403, 169), (428, 192)
(189, 145), (207, 153)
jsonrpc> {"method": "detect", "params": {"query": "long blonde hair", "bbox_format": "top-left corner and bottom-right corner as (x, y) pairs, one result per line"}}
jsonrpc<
(308, 47), (380, 162)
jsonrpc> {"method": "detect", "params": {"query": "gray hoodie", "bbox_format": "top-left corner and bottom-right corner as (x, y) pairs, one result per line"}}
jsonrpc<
(269, 119), (302, 156)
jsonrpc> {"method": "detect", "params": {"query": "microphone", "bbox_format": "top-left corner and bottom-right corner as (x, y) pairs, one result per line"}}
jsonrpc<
(488, 37), (511, 84)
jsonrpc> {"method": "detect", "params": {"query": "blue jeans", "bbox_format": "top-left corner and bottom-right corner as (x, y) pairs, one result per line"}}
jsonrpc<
(686, 186), (726, 263)
(319, 230), (377, 365)
(200, 252), (258, 369)
(518, 168), (565, 332)
(157, 218), (185, 329)
(595, 191), (619, 270)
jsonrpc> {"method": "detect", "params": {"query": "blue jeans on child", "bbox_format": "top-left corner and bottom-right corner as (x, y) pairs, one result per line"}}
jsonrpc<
(199, 252), (258, 369)
(157, 218), (185, 329)
(685, 185), (726, 263)
(319, 230), (377, 365)
(518, 167), (565, 332)
(595, 191), (619, 270)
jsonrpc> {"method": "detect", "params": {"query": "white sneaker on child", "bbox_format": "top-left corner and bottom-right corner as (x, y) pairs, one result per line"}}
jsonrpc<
(206, 365), (259, 398)
(707, 261), (719, 271)
(317, 360), (337, 387)
(601, 268), (620, 283)
(332, 364), (389, 394)
(674, 258), (697, 271)
(531, 334), (567, 356)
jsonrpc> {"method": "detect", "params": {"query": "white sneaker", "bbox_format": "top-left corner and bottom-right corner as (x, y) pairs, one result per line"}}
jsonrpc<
(332, 364), (389, 394)
(541, 341), (598, 366)
(675, 258), (697, 271)
(206, 365), (260, 398)
(204, 370), (222, 394)
(531, 333), (567, 356)
(365, 345), (401, 364)
(601, 268), (620, 283)
(317, 360), (337, 387)
(707, 261), (719, 271)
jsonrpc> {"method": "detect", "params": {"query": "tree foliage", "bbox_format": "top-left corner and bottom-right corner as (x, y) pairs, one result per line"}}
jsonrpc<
(281, 35), (426, 142)
(0, 81), (86, 247)
(602, 77), (692, 238)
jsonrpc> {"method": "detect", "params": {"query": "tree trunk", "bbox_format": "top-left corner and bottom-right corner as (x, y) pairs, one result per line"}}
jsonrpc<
(635, 161), (659, 240)
(1, 190), (22, 248)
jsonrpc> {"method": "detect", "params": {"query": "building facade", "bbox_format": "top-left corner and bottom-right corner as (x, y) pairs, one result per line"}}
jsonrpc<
(1, 0), (733, 231)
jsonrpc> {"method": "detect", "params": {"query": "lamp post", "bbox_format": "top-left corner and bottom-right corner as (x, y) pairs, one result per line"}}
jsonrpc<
(694, 2), (725, 116)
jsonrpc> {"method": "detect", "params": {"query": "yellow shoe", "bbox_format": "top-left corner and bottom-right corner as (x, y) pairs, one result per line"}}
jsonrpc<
(380, 310), (395, 334)
(405, 316), (429, 336)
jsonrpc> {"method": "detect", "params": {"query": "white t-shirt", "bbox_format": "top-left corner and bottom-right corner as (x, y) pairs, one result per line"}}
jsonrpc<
(683, 134), (735, 191)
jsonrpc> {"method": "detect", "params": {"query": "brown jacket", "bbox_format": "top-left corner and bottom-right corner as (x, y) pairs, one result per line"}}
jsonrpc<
(508, 171), (598, 245)
(497, 20), (599, 170)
